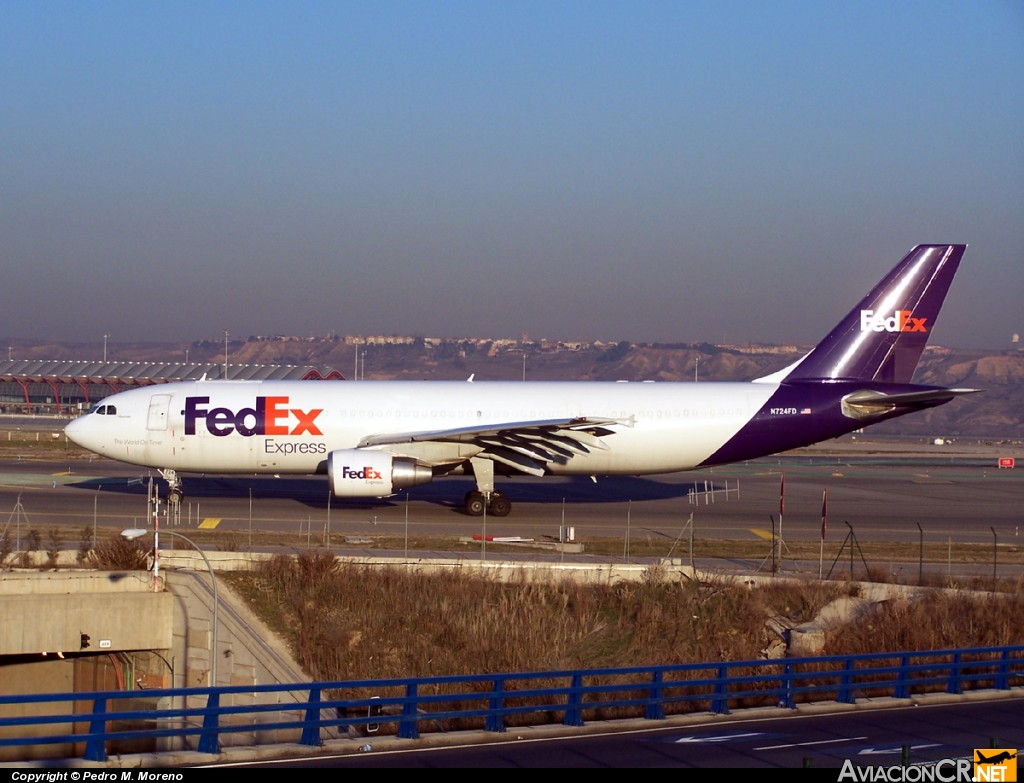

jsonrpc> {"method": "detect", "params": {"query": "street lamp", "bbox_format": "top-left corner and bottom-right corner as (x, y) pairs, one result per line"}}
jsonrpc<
(103, 334), (109, 362)
(121, 528), (219, 687)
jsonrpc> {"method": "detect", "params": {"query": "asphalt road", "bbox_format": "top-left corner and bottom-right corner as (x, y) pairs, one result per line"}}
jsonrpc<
(202, 694), (1024, 769)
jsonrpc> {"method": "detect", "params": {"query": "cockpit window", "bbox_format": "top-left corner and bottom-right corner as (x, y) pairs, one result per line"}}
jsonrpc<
(90, 404), (117, 415)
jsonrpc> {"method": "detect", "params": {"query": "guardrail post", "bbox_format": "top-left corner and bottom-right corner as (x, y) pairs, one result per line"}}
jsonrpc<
(83, 696), (108, 762)
(300, 687), (322, 746)
(779, 662), (794, 708)
(996, 649), (1010, 690)
(712, 665), (730, 715)
(397, 682), (420, 739)
(646, 670), (665, 720)
(486, 678), (506, 733)
(947, 652), (963, 695)
(197, 691), (221, 754)
(563, 674), (584, 726)
(895, 654), (910, 699)
(839, 658), (855, 704)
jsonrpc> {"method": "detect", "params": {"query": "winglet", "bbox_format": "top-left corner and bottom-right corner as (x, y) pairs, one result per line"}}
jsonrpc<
(782, 244), (966, 383)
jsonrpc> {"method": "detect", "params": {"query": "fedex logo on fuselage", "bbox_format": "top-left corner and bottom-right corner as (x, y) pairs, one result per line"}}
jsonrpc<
(184, 396), (324, 437)
(859, 309), (928, 333)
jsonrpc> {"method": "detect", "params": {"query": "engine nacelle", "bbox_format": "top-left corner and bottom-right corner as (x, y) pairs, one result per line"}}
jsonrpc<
(327, 449), (433, 497)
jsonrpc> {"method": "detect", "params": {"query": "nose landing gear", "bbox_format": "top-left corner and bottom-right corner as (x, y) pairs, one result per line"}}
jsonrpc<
(159, 469), (184, 504)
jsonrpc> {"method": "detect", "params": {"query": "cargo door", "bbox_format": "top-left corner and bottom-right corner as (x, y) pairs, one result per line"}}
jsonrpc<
(147, 394), (171, 432)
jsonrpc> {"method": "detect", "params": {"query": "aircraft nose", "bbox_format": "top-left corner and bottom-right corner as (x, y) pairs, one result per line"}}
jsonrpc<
(64, 415), (92, 449)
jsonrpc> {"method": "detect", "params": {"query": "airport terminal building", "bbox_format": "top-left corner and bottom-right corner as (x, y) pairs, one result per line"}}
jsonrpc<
(0, 360), (345, 417)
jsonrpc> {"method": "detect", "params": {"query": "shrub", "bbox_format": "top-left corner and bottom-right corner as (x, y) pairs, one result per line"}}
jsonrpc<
(88, 533), (150, 570)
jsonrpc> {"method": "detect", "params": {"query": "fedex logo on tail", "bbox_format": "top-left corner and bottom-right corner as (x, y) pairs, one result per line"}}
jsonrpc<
(185, 396), (324, 437)
(860, 309), (928, 333)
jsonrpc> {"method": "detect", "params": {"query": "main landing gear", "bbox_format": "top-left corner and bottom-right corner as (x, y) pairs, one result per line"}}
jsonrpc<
(464, 490), (511, 517)
(464, 456), (512, 517)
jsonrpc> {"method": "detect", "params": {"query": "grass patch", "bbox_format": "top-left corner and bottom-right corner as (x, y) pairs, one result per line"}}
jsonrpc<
(220, 550), (1024, 686)
(221, 555), (849, 682)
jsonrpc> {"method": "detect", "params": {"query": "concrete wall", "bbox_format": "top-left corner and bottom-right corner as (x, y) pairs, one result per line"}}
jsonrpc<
(154, 549), (695, 583)
(0, 571), (173, 656)
(0, 563), (314, 759)
(137, 569), (316, 751)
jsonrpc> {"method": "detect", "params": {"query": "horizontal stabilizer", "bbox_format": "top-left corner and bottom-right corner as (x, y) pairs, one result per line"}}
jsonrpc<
(841, 387), (981, 418)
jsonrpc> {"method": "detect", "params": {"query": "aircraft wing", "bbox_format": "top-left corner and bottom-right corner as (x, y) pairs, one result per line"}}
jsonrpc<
(357, 416), (626, 476)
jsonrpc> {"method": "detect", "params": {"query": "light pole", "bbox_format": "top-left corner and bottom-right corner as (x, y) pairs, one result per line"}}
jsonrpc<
(991, 527), (998, 581)
(93, 487), (101, 550)
(916, 523), (923, 584)
(121, 527), (219, 688)
(103, 334), (109, 362)
(223, 331), (229, 379)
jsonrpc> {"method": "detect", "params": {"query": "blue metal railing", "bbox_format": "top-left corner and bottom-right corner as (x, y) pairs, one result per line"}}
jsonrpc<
(0, 645), (1021, 763)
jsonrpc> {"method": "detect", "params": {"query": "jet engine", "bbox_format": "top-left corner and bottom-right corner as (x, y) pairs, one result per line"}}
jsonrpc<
(327, 449), (433, 497)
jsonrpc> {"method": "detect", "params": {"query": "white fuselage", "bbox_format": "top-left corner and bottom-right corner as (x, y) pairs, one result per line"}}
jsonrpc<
(65, 379), (778, 477)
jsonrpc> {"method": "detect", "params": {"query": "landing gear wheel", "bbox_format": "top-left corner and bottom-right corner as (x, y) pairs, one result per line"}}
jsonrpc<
(159, 469), (183, 505)
(488, 492), (511, 517)
(464, 491), (486, 517)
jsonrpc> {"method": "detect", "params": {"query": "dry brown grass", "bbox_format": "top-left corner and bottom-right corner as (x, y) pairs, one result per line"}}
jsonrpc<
(87, 533), (151, 570)
(824, 587), (1024, 655)
(221, 551), (1022, 687)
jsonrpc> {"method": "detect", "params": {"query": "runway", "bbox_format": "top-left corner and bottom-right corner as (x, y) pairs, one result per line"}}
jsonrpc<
(2, 440), (1021, 565)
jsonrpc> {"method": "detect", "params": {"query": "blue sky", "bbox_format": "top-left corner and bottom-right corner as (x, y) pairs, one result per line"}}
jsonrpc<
(2, 1), (1022, 350)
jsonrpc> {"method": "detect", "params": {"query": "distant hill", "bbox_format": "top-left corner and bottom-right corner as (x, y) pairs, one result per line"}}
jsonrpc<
(9, 336), (1023, 440)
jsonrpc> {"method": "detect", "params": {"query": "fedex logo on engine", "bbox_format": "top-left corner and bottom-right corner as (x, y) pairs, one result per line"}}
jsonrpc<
(184, 396), (324, 437)
(859, 309), (928, 333)
(339, 465), (383, 480)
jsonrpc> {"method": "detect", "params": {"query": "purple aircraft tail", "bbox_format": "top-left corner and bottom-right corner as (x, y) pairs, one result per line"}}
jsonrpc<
(782, 244), (966, 383)
(704, 244), (973, 468)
